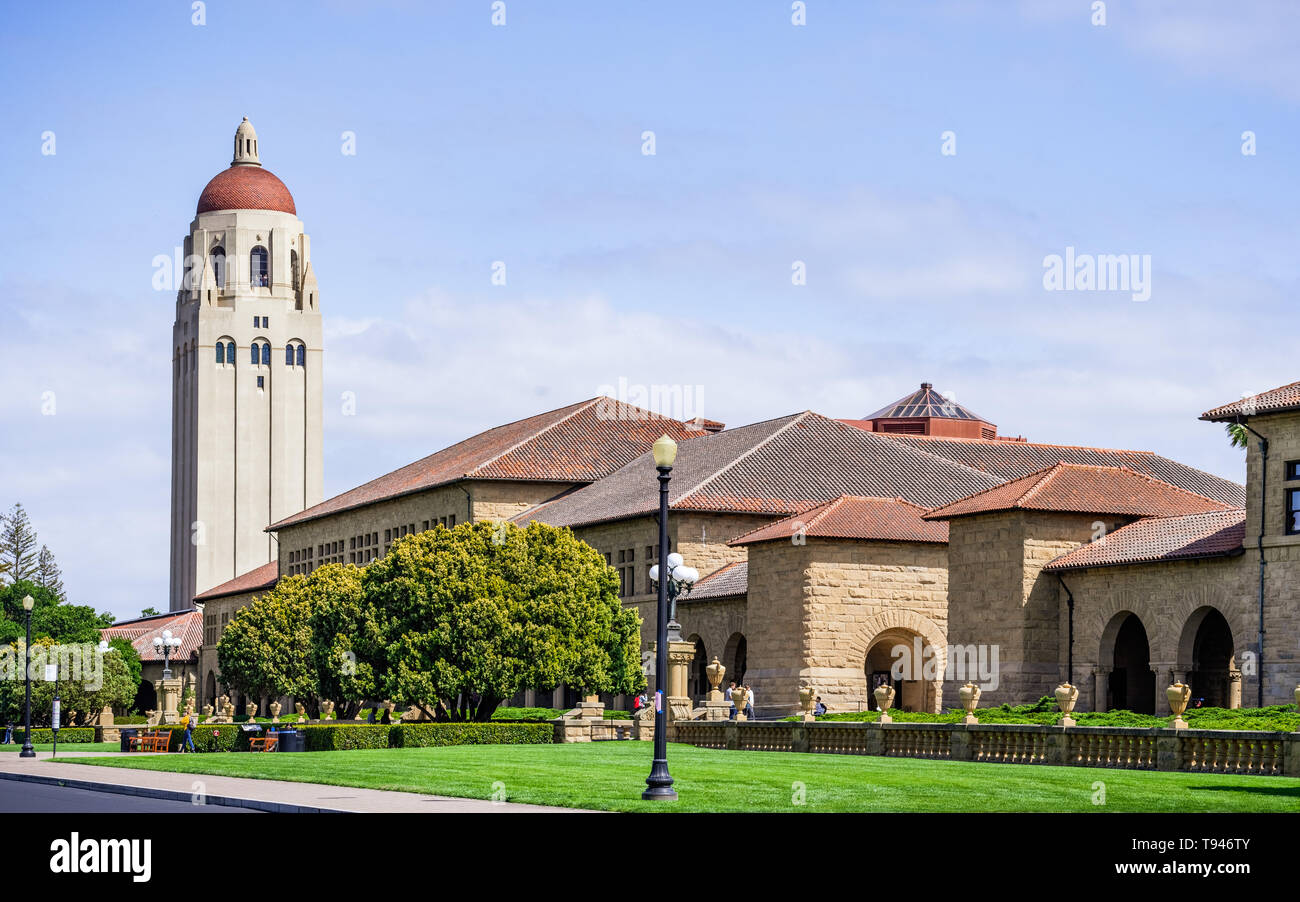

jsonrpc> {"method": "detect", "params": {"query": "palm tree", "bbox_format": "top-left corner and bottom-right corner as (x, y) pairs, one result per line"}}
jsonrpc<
(1225, 423), (1250, 449)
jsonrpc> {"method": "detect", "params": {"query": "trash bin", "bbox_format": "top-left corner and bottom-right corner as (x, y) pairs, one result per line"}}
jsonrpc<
(276, 729), (305, 753)
(119, 727), (139, 753)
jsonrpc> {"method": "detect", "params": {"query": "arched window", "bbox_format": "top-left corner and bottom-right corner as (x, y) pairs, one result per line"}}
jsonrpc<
(296, 344), (305, 367)
(250, 246), (269, 288)
(215, 342), (224, 364)
(251, 343), (260, 365)
(209, 246), (226, 289)
(290, 249), (300, 291)
(260, 342), (270, 366)
(286, 344), (294, 366)
(225, 342), (236, 364)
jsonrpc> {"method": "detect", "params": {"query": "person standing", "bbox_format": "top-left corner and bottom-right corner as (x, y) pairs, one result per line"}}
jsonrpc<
(744, 684), (755, 720)
(725, 681), (736, 720)
(2, 721), (12, 744)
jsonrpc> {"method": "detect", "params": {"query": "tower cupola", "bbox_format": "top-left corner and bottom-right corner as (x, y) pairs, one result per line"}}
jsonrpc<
(232, 117), (260, 166)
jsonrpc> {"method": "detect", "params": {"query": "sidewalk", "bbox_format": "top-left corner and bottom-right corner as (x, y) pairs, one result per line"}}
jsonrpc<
(0, 752), (584, 813)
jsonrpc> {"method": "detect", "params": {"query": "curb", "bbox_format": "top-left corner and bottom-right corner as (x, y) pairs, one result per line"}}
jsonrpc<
(0, 770), (348, 814)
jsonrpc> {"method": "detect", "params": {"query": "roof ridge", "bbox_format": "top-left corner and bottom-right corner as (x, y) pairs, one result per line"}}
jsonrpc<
(863, 428), (1005, 486)
(803, 495), (848, 531)
(1015, 464), (1066, 506)
(468, 398), (601, 477)
(673, 412), (812, 508)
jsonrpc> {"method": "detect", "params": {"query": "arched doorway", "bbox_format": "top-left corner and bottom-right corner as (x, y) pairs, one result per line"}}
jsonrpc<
(133, 679), (157, 716)
(1107, 613), (1154, 714)
(864, 628), (935, 713)
(204, 671), (216, 709)
(722, 633), (747, 687)
(1185, 608), (1236, 709)
(687, 635), (707, 700)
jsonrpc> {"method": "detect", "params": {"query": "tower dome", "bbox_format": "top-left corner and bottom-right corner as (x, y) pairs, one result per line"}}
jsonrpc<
(195, 118), (297, 215)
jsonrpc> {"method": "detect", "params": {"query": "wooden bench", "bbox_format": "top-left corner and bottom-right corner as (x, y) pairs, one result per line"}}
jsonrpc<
(248, 734), (279, 753)
(129, 730), (172, 753)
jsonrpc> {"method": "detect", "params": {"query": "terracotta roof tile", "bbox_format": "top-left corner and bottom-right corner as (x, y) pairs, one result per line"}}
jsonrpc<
(730, 495), (948, 546)
(1044, 509), (1246, 572)
(517, 412), (1003, 529)
(269, 398), (704, 530)
(924, 463), (1238, 521)
(879, 433), (1245, 507)
(193, 561), (279, 601)
(196, 165), (296, 215)
(101, 611), (204, 663)
(1202, 380), (1300, 421)
(685, 561), (748, 600)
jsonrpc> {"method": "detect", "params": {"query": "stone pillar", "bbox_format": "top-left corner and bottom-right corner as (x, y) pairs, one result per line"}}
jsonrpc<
(1092, 667), (1110, 712)
(666, 639), (697, 723)
(1228, 669), (1243, 709)
(153, 677), (183, 725)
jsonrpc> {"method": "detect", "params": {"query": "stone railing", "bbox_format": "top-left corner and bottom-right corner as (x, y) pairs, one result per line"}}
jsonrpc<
(670, 720), (1300, 777)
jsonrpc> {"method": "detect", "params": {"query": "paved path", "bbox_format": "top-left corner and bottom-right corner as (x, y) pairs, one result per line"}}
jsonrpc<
(0, 780), (259, 813)
(0, 752), (583, 813)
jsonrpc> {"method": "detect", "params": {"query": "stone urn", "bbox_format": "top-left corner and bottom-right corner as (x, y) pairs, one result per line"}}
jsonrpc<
(202, 703), (213, 719)
(1055, 682), (1079, 726)
(222, 701), (235, 721)
(706, 657), (726, 702)
(874, 685), (896, 723)
(294, 702), (306, 719)
(246, 702), (258, 721)
(799, 685), (816, 722)
(959, 682), (981, 724)
(269, 701), (281, 723)
(732, 686), (750, 722)
(1167, 682), (1192, 728)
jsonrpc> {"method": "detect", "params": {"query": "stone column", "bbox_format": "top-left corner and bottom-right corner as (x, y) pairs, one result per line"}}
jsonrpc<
(666, 638), (697, 722)
(1092, 667), (1110, 712)
(154, 677), (183, 725)
(1228, 669), (1243, 709)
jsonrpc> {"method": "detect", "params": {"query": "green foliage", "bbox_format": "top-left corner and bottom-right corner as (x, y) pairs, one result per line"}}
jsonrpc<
(491, 706), (567, 722)
(107, 637), (142, 690)
(16, 727), (94, 743)
(305, 564), (377, 716)
(0, 639), (138, 726)
(0, 580), (113, 647)
(391, 722), (553, 747)
(34, 546), (64, 600)
(0, 504), (39, 584)
(159, 724), (251, 752)
(366, 521), (643, 721)
(140, 607), (160, 618)
(1226, 422), (1250, 449)
(301, 724), (390, 751)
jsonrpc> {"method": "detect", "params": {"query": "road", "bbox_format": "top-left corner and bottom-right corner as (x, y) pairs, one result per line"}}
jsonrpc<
(0, 780), (259, 813)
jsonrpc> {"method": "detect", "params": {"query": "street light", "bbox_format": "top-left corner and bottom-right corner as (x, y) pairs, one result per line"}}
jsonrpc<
(19, 594), (35, 758)
(642, 435), (700, 801)
(153, 629), (182, 679)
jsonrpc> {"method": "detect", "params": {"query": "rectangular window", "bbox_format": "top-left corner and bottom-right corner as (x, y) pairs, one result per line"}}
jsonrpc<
(1288, 488), (1300, 535)
(449, 515), (456, 527)
(1286, 460), (1300, 481)
(256, 375), (264, 389)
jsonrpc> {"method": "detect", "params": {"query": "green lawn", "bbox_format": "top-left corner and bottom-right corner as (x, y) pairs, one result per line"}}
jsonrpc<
(64, 742), (1300, 812)
(0, 742), (120, 753)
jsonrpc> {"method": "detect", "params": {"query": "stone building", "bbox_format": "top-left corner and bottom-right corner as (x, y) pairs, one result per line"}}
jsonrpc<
(169, 118), (324, 611)
(100, 610), (202, 715)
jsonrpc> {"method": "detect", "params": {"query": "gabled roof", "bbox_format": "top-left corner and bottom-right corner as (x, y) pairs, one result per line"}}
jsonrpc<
(685, 561), (748, 600)
(879, 433), (1245, 507)
(193, 561), (279, 601)
(101, 610), (203, 662)
(1202, 380), (1300, 422)
(515, 411), (1002, 529)
(1044, 509), (1246, 572)
(269, 398), (704, 530)
(924, 463), (1238, 521)
(865, 382), (991, 423)
(730, 495), (948, 546)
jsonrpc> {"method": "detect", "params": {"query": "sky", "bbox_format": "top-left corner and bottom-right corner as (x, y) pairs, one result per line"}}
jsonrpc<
(1, 1), (1297, 619)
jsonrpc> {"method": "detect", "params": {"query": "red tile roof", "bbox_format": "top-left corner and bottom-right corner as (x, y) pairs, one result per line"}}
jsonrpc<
(516, 411), (1003, 529)
(685, 561), (748, 600)
(924, 463), (1238, 521)
(196, 165), (296, 215)
(1202, 380), (1300, 422)
(269, 398), (705, 530)
(730, 495), (948, 546)
(877, 433), (1245, 507)
(1044, 509), (1246, 572)
(101, 610), (203, 663)
(193, 561), (279, 601)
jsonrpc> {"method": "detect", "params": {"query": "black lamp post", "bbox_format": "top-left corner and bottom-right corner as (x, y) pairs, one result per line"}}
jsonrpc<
(154, 629), (181, 679)
(641, 435), (699, 801)
(19, 594), (35, 758)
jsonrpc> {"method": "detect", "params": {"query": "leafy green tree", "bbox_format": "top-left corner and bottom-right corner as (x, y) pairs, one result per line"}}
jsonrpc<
(139, 606), (160, 618)
(365, 521), (643, 722)
(306, 564), (378, 719)
(0, 504), (38, 584)
(0, 581), (112, 646)
(1, 639), (138, 727)
(107, 637), (142, 690)
(216, 578), (316, 704)
(1226, 423), (1249, 449)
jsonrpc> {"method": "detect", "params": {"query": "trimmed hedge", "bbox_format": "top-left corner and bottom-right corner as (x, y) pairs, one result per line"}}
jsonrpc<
(302, 724), (390, 751)
(392, 722), (553, 747)
(16, 727), (95, 744)
(491, 706), (566, 722)
(159, 724), (252, 752)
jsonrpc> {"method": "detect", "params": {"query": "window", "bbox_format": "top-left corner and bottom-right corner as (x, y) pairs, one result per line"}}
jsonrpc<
(1288, 488), (1300, 535)
(225, 342), (235, 364)
(209, 247), (225, 288)
(449, 515), (456, 527)
(251, 343), (259, 365)
(296, 344), (305, 367)
(215, 342), (224, 363)
(250, 246), (269, 287)
(261, 343), (270, 366)
(286, 344), (294, 365)
(1286, 461), (1300, 481)
(257, 375), (265, 389)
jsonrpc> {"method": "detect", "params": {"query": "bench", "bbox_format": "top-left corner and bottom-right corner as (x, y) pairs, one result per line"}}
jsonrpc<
(129, 730), (172, 753)
(248, 734), (279, 753)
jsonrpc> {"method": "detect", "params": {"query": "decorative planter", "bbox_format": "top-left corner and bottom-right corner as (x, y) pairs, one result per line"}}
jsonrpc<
(959, 682), (981, 724)
(799, 686), (815, 722)
(1167, 682), (1191, 728)
(732, 686), (750, 722)
(269, 701), (282, 723)
(874, 685), (895, 723)
(706, 657), (726, 701)
(1055, 682), (1078, 726)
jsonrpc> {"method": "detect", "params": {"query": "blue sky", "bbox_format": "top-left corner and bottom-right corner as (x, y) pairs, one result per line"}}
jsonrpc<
(1, 1), (1297, 618)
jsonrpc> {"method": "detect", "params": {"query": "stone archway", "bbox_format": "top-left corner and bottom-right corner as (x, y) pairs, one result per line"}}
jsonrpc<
(1178, 607), (1238, 709)
(1100, 611), (1155, 714)
(723, 632), (747, 686)
(204, 671), (216, 710)
(850, 610), (948, 714)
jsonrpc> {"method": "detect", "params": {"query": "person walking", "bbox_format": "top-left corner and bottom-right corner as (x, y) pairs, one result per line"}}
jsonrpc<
(744, 684), (755, 720)
(181, 713), (196, 753)
(2, 721), (13, 744)
(725, 681), (736, 720)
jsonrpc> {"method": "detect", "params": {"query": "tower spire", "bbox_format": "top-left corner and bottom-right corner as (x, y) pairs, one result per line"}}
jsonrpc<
(232, 117), (261, 167)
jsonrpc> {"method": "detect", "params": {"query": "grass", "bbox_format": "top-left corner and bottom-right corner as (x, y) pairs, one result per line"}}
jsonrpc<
(0, 742), (120, 753)
(63, 741), (1300, 812)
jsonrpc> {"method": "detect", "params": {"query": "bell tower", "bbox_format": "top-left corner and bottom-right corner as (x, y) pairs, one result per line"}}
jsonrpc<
(169, 118), (324, 610)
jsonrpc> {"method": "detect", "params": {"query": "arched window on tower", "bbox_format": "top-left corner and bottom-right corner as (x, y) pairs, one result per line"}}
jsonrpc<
(250, 343), (259, 365)
(216, 342), (224, 364)
(209, 247), (225, 289)
(285, 344), (294, 366)
(250, 246), (269, 288)
(290, 250), (300, 291)
(296, 344), (305, 367)
(261, 342), (270, 366)
(225, 342), (236, 364)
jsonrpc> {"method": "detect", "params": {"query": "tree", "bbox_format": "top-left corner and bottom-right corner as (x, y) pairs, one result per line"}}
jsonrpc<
(0, 581), (112, 647)
(0, 639), (138, 727)
(216, 579), (316, 704)
(139, 607), (160, 618)
(306, 564), (378, 719)
(35, 546), (64, 600)
(0, 504), (38, 584)
(1226, 423), (1250, 449)
(365, 521), (643, 722)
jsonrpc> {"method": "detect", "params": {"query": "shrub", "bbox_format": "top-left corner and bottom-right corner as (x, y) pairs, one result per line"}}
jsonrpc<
(392, 722), (553, 747)
(301, 724), (390, 751)
(491, 706), (565, 722)
(17, 727), (95, 744)
(160, 724), (251, 752)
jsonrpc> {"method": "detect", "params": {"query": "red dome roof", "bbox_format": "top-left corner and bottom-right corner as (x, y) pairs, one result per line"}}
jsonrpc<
(196, 165), (296, 216)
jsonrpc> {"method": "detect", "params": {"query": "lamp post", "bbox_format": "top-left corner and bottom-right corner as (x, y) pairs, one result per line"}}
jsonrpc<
(19, 594), (35, 758)
(642, 435), (700, 801)
(154, 629), (182, 679)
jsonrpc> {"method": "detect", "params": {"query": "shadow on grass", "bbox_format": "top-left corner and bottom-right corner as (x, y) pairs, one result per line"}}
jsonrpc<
(1186, 783), (1300, 799)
